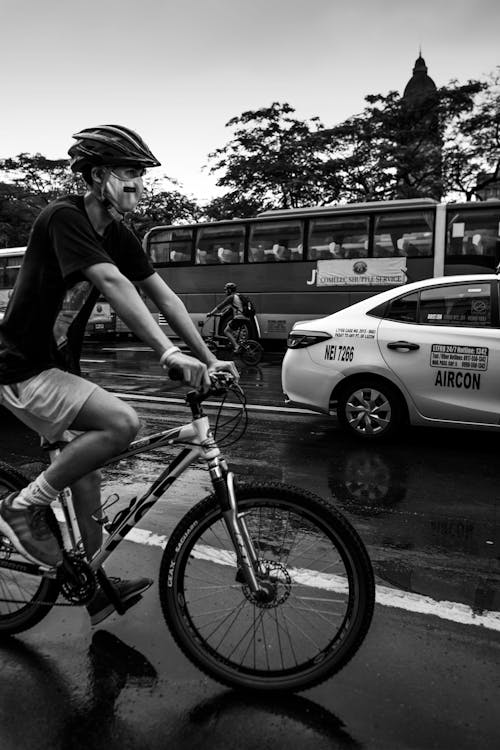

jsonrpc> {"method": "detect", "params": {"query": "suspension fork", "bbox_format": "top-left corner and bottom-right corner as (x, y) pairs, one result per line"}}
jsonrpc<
(209, 463), (262, 593)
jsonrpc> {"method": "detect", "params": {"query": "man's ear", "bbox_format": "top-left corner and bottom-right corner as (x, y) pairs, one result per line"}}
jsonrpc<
(91, 166), (105, 184)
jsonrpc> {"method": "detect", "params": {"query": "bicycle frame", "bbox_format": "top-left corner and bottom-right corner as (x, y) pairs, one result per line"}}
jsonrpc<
(50, 397), (262, 593)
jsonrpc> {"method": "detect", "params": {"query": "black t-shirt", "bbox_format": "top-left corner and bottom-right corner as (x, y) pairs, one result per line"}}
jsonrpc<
(0, 195), (154, 383)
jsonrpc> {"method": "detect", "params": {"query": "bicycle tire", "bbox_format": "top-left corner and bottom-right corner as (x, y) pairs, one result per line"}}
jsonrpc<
(159, 481), (375, 692)
(240, 340), (263, 366)
(0, 461), (60, 635)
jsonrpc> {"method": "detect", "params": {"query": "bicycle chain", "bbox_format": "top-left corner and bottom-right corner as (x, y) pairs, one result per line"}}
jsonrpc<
(58, 554), (97, 605)
(0, 547), (96, 607)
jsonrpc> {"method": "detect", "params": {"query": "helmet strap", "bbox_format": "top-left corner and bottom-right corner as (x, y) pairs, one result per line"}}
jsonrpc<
(99, 169), (127, 218)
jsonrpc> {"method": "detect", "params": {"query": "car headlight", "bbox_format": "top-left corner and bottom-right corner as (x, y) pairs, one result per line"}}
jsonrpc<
(287, 330), (332, 348)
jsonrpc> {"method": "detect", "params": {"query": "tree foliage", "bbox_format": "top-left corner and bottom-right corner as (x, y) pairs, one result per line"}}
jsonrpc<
(306, 79), (487, 203)
(205, 102), (342, 215)
(129, 177), (200, 235)
(441, 70), (500, 199)
(205, 71), (499, 212)
(0, 153), (81, 245)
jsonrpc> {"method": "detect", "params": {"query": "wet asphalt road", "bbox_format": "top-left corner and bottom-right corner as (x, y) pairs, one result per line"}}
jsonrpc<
(0, 342), (499, 750)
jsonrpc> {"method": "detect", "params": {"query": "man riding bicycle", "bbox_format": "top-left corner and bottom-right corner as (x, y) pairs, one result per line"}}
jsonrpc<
(0, 124), (238, 625)
(207, 282), (254, 353)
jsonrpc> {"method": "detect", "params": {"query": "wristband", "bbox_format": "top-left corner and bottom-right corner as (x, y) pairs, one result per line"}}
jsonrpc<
(159, 346), (181, 367)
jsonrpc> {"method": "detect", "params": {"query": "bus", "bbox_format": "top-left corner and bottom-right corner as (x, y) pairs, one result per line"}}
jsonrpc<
(0, 246), (120, 337)
(142, 198), (500, 342)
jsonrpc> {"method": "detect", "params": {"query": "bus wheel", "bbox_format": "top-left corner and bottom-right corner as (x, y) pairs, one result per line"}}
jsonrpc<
(336, 379), (403, 440)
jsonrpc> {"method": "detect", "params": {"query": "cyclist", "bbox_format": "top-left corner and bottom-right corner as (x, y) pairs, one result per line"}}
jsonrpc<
(207, 282), (253, 353)
(0, 124), (238, 625)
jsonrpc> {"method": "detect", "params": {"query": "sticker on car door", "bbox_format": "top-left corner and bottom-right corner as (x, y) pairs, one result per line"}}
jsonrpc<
(430, 344), (488, 371)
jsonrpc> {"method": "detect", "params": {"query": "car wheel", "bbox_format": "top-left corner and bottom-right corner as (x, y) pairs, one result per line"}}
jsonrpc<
(337, 379), (403, 440)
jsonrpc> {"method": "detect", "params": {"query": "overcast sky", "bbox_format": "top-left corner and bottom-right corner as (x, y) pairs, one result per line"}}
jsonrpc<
(1, 0), (499, 202)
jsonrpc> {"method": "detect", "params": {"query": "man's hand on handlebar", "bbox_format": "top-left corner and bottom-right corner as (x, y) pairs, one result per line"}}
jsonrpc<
(162, 351), (212, 390)
(162, 352), (239, 389)
(208, 358), (239, 382)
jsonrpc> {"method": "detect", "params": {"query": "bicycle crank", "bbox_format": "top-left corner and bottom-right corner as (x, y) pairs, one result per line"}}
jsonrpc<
(58, 552), (96, 605)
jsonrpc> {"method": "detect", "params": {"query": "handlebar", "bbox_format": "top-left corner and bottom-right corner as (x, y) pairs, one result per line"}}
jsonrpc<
(168, 365), (236, 394)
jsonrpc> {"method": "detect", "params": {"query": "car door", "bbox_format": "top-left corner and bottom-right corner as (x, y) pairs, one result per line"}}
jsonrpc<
(376, 280), (500, 425)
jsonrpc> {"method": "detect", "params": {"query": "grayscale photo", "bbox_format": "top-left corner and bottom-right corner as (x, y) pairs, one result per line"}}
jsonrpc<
(0, 1), (499, 748)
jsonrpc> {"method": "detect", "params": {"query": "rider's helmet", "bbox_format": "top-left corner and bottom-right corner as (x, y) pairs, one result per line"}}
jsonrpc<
(68, 125), (161, 215)
(225, 282), (237, 294)
(68, 124), (161, 175)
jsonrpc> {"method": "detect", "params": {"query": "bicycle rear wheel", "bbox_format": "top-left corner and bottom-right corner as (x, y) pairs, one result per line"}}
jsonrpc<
(0, 462), (59, 635)
(159, 481), (375, 692)
(240, 340), (263, 366)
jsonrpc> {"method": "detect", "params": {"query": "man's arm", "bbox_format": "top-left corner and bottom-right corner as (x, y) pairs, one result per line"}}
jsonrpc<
(137, 272), (219, 365)
(83, 263), (214, 387)
(208, 296), (230, 317)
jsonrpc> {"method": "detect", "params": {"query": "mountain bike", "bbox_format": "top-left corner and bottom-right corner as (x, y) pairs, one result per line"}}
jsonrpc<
(199, 314), (263, 366)
(0, 371), (375, 692)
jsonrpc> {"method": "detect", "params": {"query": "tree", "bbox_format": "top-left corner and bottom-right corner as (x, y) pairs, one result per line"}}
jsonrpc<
(129, 177), (200, 236)
(442, 70), (500, 200)
(0, 181), (34, 247)
(326, 79), (485, 203)
(206, 102), (343, 214)
(0, 153), (80, 246)
(0, 153), (80, 210)
(201, 192), (263, 221)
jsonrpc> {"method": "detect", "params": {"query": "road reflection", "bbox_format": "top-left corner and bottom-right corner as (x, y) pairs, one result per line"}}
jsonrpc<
(0, 634), (362, 750)
(182, 691), (363, 750)
(325, 430), (500, 615)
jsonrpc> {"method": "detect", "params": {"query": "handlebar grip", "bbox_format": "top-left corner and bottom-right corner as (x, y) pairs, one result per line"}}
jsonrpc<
(168, 365), (184, 381)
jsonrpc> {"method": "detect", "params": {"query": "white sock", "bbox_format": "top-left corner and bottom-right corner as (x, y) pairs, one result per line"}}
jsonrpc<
(11, 472), (60, 509)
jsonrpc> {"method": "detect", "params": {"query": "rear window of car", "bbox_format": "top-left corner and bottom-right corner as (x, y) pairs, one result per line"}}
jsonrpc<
(368, 282), (495, 327)
(419, 282), (493, 327)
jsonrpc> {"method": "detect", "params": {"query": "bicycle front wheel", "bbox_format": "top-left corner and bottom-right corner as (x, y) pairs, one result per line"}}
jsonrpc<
(0, 462), (59, 635)
(159, 482), (375, 692)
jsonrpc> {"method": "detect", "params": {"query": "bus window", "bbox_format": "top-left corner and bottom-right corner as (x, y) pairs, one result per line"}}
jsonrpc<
(0, 257), (22, 288)
(148, 228), (193, 264)
(196, 224), (245, 265)
(0, 249), (26, 320)
(248, 221), (303, 262)
(446, 207), (500, 262)
(308, 215), (368, 260)
(373, 211), (434, 257)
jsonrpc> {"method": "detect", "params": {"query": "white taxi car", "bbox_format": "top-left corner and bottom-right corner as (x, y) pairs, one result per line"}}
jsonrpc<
(282, 275), (500, 440)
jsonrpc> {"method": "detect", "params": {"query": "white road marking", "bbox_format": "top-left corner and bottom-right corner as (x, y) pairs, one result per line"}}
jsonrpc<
(60, 511), (497, 633)
(101, 347), (152, 352)
(107, 391), (317, 415)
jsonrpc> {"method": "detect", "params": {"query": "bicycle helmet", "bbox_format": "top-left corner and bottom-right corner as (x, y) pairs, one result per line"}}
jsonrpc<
(68, 124), (161, 173)
(225, 282), (237, 293)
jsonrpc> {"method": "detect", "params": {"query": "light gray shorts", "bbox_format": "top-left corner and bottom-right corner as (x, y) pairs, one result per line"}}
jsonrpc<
(0, 368), (99, 443)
